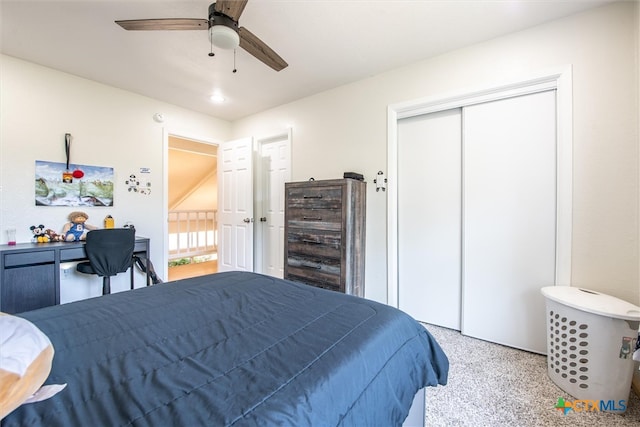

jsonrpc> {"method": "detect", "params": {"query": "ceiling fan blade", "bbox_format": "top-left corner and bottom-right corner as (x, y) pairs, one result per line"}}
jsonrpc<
(239, 27), (288, 72)
(116, 19), (209, 31)
(214, 0), (249, 21)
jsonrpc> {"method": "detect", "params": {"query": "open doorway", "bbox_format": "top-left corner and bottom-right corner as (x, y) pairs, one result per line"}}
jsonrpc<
(167, 136), (219, 281)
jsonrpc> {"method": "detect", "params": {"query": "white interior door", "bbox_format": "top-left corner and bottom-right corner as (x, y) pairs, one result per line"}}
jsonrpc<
(398, 109), (462, 329)
(257, 133), (291, 278)
(218, 137), (254, 272)
(462, 90), (557, 353)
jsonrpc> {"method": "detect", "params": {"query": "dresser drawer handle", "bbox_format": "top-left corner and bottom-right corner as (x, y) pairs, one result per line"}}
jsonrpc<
(303, 195), (323, 199)
(303, 216), (322, 221)
(302, 239), (320, 244)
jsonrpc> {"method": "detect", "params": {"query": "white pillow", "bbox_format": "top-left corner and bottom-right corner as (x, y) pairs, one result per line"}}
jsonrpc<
(0, 312), (54, 419)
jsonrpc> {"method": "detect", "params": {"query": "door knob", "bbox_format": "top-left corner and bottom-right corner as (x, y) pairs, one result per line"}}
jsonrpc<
(260, 217), (267, 222)
(243, 218), (252, 223)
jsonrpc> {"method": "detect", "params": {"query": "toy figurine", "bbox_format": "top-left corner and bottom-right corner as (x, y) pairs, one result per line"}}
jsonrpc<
(45, 229), (62, 242)
(30, 224), (49, 243)
(30, 225), (63, 243)
(62, 211), (98, 241)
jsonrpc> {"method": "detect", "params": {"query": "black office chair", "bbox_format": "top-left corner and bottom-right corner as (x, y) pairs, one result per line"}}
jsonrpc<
(76, 228), (136, 295)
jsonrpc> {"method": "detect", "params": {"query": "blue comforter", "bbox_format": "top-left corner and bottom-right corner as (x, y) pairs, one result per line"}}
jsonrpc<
(5, 271), (448, 426)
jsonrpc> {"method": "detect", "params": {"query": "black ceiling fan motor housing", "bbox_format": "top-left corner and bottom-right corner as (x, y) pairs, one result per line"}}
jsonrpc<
(208, 3), (239, 32)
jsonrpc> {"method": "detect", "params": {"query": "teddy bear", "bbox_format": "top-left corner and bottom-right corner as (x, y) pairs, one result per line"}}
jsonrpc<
(30, 224), (50, 243)
(45, 229), (62, 242)
(61, 211), (98, 242)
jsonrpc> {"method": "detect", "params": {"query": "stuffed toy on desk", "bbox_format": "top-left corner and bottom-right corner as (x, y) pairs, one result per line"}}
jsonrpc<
(61, 211), (98, 242)
(29, 225), (63, 243)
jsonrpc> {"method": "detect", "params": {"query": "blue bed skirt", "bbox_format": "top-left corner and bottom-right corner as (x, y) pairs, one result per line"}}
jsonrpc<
(5, 271), (448, 426)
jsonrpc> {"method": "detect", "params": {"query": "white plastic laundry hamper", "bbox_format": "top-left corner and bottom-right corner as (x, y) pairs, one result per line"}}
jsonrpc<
(540, 286), (640, 412)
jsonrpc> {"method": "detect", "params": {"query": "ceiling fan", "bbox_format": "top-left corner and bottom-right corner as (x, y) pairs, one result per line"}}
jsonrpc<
(115, 0), (287, 71)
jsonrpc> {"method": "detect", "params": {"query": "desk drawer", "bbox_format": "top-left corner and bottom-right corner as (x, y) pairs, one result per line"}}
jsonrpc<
(134, 241), (148, 253)
(60, 247), (86, 261)
(4, 250), (54, 267)
(60, 240), (148, 261)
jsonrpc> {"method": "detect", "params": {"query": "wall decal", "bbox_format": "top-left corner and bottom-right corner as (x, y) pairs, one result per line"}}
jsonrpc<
(125, 169), (152, 195)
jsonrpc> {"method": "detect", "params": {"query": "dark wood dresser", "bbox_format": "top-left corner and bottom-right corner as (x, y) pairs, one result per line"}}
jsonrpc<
(284, 178), (366, 296)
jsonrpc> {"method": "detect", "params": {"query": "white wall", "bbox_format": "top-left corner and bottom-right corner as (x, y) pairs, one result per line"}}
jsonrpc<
(232, 2), (640, 305)
(1, 2), (637, 307)
(0, 55), (230, 301)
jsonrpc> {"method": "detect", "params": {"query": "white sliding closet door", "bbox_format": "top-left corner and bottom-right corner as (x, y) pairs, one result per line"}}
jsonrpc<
(398, 109), (462, 330)
(462, 90), (557, 353)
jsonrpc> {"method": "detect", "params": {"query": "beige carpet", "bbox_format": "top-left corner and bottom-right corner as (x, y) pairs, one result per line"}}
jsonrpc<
(423, 324), (640, 426)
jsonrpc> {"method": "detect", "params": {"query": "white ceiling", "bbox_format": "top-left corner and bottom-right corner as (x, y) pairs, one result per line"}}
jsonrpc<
(1, 0), (615, 121)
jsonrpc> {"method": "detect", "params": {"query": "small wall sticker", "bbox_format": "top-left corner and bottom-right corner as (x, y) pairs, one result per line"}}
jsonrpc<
(125, 173), (151, 195)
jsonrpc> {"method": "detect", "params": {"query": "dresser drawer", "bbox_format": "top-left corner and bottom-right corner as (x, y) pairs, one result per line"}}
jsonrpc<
(287, 255), (340, 274)
(287, 230), (341, 259)
(287, 219), (342, 232)
(286, 207), (342, 224)
(286, 273), (342, 293)
(286, 256), (341, 291)
(286, 185), (343, 209)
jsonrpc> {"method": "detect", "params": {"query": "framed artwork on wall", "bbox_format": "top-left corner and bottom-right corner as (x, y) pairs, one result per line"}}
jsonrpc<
(35, 160), (114, 207)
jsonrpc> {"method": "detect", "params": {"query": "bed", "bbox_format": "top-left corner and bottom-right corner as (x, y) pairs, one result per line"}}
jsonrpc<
(1, 271), (448, 426)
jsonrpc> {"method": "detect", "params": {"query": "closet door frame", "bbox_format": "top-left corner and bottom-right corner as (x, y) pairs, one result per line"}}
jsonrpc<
(386, 66), (573, 308)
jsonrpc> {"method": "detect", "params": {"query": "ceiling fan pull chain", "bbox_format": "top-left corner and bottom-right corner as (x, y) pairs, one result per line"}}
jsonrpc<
(115, 1), (287, 71)
(233, 49), (237, 73)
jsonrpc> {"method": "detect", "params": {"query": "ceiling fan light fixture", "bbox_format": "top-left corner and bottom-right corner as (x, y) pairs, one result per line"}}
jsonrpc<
(209, 25), (240, 50)
(210, 93), (225, 103)
(117, 1), (287, 71)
